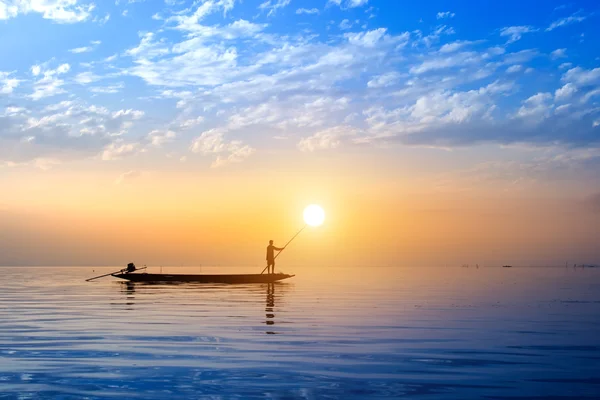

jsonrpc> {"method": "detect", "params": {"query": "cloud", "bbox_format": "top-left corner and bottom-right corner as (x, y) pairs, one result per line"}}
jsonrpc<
(345, 28), (389, 48)
(500, 26), (537, 44)
(439, 40), (482, 53)
(367, 72), (399, 88)
(0, 0), (95, 23)
(506, 64), (522, 73)
(115, 170), (140, 185)
(298, 126), (358, 151)
(339, 19), (352, 30)
(29, 63), (71, 100)
(69, 40), (101, 54)
(327, 0), (368, 9)
(550, 48), (567, 59)
(89, 83), (125, 94)
(436, 11), (455, 19)
(562, 67), (600, 86)
(101, 141), (141, 161)
(258, 0), (290, 17)
(0, 72), (19, 94)
(179, 116), (205, 129)
(147, 130), (176, 147)
(296, 8), (319, 15)
(74, 71), (102, 85)
(546, 11), (587, 31)
(555, 83), (577, 101)
(0, 101), (147, 166)
(190, 129), (255, 168)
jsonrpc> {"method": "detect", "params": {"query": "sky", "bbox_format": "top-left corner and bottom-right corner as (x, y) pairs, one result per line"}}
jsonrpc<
(1, 0), (599, 267)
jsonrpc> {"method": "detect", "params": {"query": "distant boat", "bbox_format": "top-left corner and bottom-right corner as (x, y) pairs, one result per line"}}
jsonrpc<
(112, 272), (294, 284)
(503, 265), (513, 268)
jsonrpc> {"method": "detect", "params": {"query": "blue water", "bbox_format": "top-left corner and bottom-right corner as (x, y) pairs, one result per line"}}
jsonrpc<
(0, 266), (599, 399)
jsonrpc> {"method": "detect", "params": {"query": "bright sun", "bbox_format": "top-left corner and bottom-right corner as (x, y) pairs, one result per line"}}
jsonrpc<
(303, 204), (325, 227)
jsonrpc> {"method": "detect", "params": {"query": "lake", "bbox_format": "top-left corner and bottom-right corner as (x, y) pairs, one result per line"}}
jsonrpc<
(0, 265), (599, 399)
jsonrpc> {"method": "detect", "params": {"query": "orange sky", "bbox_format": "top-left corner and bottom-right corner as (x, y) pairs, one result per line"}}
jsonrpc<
(2, 149), (599, 267)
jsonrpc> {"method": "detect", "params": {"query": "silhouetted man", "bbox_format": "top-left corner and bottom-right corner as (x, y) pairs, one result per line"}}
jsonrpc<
(266, 240), (284, 274)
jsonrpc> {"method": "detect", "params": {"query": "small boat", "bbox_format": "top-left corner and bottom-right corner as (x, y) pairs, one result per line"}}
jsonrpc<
(503, 265), (513, 268)
(112, 272), (295, 284)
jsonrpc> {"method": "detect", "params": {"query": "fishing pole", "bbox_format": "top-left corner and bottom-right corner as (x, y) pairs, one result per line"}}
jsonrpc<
(261, 225), (306, 274)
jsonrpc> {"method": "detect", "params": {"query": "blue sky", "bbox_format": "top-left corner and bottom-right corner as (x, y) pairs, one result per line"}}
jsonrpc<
(1, 0), (600, 266)
(1, 0), (599, 170)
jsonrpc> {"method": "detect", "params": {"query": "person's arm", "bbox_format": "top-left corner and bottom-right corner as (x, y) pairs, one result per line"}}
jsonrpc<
(274, 246), (285, 251)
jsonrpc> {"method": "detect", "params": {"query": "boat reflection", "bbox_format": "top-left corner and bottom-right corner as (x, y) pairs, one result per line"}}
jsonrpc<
(113, 281), (291, 334)
(119, 281), (136, 309)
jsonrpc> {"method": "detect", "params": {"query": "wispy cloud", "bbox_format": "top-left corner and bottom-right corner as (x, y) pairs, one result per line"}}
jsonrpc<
(190, 129), (255, 168)
(296, 8), (319, 15)
(547, 11), (587, 31)
(0, 0), (95, 23)
(69, 40), (101, 54)
(115, 170), (140, 185)
(500, 25), (537, 44)
(436, 11), (455, 19)
(258, 0), (291, 17)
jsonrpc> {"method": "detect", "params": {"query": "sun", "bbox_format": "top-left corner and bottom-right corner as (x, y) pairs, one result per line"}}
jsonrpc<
(303, 204), (325, 227)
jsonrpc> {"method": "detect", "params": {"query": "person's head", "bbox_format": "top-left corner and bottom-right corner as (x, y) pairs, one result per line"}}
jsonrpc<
(269, 240), (273, 245)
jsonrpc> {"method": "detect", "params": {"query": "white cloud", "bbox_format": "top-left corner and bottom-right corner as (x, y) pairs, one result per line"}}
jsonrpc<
(506, 65), (522, 73)
(102, 142), (141, 160)
(180, 116), (205, 129)
(69, 40), (101, 54)
(147, 130), (176, 147)
(345, 28), (388, 47)
(296, 8), (319, 15)
(0, 0), (95, 23)
(0, 72), (19, 94)
(436, 11), (455, 19)
(547, 12), (587, 31)
(258, 0), (290, 17)
(74, 71), (101, 85)
(500, 26), (537, 44)
(368, 72), (399, 88)
(167, 0), (235, 28)
(190, 129), (254, 168)
(559, 62), (573, 70)
(562, 67), (600, 86)
(29, 63), (71, 100)
(409, 51), (485, 75)
(554, 83), (577, 101)
(550, 48), (567, 59)
(339, 19), (352, 30)
(90, 83), (125, 94)
(70, 46), (92, 54)
(298, 126), (357, 151)
(439, 40), (482, 53)
(516, 92), (553, 119)
(327, 0), (368, 8)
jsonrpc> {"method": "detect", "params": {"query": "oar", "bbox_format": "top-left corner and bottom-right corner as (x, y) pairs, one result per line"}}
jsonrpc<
(261, 225), (306, 274)
(86, 267), (147, 282)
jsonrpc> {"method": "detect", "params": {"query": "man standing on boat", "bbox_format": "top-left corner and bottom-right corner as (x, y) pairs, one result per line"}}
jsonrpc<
(266, 240), (284, 274)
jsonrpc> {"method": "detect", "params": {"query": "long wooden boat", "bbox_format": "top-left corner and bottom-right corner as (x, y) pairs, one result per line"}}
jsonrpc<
(112, 272), (294, 284)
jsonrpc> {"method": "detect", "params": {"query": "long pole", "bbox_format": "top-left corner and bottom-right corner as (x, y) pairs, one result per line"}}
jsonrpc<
(86, 267), (147, 282)
(261, 225), (306, 274)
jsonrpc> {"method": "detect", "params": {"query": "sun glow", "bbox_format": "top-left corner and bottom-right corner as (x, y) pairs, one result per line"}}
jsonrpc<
(303, 204), (325, 227)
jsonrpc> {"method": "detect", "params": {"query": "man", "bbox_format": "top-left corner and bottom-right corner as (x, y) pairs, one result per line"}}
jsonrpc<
(266, 240), (284, 274)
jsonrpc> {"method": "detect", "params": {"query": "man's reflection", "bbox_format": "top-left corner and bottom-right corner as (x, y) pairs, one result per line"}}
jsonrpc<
(265, 283), (277, 334)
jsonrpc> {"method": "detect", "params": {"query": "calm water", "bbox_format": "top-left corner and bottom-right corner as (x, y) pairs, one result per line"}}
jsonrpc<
(0, 265), (599, 399)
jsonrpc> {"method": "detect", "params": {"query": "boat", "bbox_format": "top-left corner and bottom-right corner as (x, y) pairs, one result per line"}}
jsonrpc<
(112, 272), (295, 284)
(503, 265), (513, 268)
